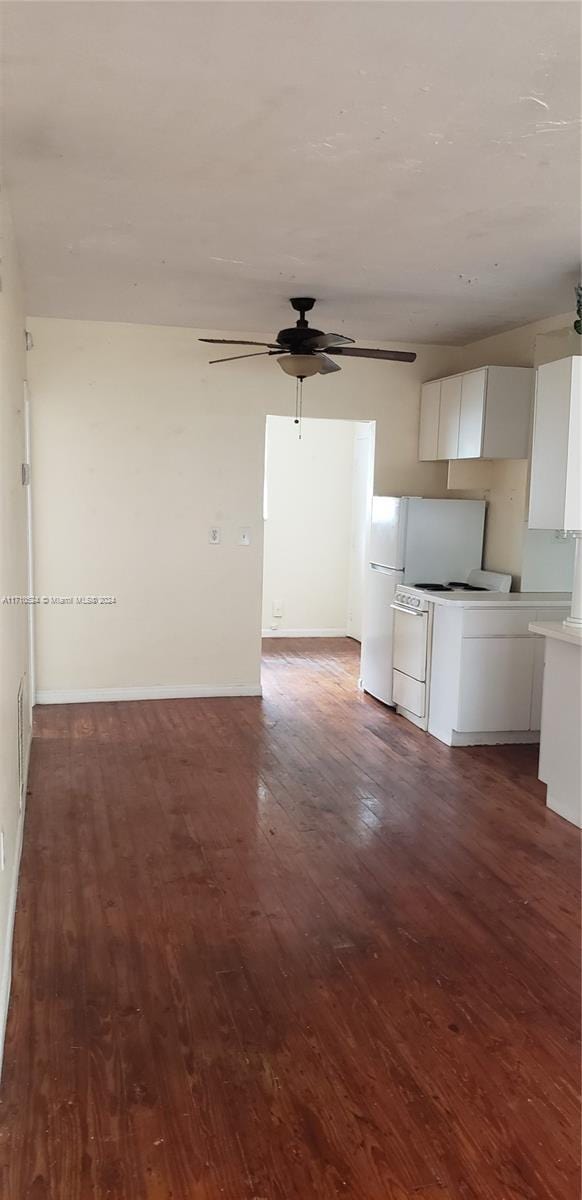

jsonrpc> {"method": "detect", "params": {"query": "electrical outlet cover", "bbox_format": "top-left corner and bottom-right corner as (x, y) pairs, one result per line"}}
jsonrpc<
(209, 527), (221, 545)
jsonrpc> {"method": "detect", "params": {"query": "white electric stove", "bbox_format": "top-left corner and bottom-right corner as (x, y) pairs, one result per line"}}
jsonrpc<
(390, 570), (511, 729)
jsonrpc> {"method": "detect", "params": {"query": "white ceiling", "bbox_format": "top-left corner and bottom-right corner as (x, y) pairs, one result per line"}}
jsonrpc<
(2, 1), (580, 345)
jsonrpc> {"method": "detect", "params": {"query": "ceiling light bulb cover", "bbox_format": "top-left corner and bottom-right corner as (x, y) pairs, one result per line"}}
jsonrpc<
(278, 354), (321, 378)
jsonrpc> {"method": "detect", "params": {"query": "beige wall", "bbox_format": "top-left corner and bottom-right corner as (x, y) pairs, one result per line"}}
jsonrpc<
(453, 312), (574, 372)
(28, 317), (460, 698)
(447, 312), (576, 586)
(262, 416), (357, 635)
(0, 187), (32, 1064)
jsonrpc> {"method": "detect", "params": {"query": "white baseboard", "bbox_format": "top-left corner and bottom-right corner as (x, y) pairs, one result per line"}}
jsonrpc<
(35, 683), (262, 705)
(0, 732), (31, 1079)
(450, 729), (540, 746)
(261, 628), (348, 638)
(547, 791), (582, 829)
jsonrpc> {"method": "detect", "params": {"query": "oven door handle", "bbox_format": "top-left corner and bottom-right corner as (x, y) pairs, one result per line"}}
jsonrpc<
(390, 603), (426, 617)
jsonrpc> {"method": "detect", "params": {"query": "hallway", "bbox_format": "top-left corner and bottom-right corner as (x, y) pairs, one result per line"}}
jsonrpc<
(1, 639), (580, 1199)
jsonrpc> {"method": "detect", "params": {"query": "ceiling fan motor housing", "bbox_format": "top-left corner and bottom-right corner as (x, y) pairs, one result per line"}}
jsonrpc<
(276, 324), (324, 352)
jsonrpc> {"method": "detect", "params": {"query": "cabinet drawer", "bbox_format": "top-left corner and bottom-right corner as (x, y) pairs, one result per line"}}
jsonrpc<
(462, 608), (537, 638)
(534, 607), (570, 624)
(393, 670), (426, 718)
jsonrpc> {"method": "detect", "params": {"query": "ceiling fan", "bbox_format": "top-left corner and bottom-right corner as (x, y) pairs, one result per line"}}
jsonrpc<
(199, 297), (417, 378)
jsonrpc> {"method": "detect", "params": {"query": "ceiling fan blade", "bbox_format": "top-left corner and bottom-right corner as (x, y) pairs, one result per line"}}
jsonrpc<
(209, 350), (277, 364)
(327, 347), (417, 363)
(304, 332), (355, 350)
(200, 338), (279, 348)
(316, 354), (342, 374)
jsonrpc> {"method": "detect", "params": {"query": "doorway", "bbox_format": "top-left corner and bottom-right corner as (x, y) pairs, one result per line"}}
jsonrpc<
(261, 416), (375, 642)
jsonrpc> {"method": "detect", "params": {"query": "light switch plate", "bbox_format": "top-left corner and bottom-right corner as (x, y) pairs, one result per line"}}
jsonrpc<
(272, 601), (284, 618)
(209, 527), (221, 545)
(238, 527), (251, 546)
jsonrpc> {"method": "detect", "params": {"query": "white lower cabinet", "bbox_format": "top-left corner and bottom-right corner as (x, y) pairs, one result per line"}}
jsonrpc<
(427, 603), (570, 745)
(457, 637), (535, 732)
(530, 637), (545, 733)
(529, 608), (570, 729)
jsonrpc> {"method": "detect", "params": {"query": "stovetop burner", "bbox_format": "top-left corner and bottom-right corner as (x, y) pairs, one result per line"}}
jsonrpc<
(413, 582), (488, 592)
(449, 581), (488, 591)
(414, 583), (452, 591)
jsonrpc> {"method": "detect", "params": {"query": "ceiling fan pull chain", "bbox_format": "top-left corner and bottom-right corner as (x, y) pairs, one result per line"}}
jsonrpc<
(294, 377), (300, 426)
(298, 379), (303, 440)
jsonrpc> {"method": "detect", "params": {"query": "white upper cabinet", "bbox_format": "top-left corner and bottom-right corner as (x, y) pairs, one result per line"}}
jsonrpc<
(437, 376), (462, 459)
(418, 365), (533, 462)
(418, 380), (441, 461)
(528, 356), (582, 531)
(458, 370), (487, 458)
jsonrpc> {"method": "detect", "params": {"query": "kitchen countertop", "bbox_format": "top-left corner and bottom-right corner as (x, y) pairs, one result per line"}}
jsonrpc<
(402, 588), (572, 608)
(528, 620), (582, 646)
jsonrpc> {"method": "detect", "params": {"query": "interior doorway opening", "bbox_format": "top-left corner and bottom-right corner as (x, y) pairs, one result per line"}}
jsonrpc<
(261, 415), (375, 646)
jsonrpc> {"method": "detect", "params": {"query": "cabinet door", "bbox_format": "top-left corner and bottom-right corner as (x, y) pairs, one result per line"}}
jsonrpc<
(437, 376), (461, 460)
(418, 381), (441, 461)
(458, 370), (486, 458)
(457, 637), (535, 732)
(530, 608), (570, 729)
(482, 367), (532, 459)
(528, 359), (571, 529)
(393, 608), (429, 682)
(530, 637), (545, 731)
(564, 357), (582, 530)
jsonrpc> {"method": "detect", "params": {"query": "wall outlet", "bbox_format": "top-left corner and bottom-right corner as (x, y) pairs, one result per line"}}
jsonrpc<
(0, 830), (5, 872)
(272, 601), (284, 618)
(209, 527), (221, 545)
(238, 527), (251, 546)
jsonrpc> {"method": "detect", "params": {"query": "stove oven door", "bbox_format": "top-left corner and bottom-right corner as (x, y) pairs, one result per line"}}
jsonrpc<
(391, 603), (429, 719)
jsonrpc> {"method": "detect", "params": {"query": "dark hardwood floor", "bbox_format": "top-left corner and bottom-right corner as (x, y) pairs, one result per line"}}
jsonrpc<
(1, 638), (580, 1200)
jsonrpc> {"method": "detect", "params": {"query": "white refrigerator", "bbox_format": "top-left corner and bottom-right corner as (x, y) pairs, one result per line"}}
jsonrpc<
(360, 496), (486, 705)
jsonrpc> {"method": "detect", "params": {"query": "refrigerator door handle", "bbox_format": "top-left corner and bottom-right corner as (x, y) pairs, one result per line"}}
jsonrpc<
(370, 563), (399, 573)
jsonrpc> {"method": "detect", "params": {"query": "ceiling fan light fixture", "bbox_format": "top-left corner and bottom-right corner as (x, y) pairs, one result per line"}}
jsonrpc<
(277, 354), (321, 379)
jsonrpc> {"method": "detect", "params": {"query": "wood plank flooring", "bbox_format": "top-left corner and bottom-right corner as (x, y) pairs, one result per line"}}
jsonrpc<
(1, 638), (580, 1200)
